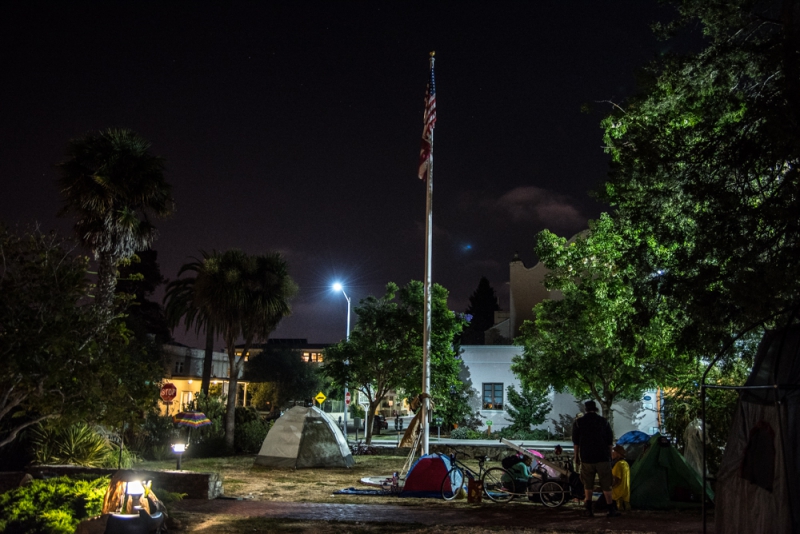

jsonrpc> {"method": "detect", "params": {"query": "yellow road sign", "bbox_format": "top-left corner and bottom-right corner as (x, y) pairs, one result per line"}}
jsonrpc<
(315, 391), (327, 405)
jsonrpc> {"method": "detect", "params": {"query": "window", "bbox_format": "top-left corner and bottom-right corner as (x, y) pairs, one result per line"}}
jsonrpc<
(483, 383), (503, 410)
(174, 361), (184, 374)
(302, 352), (310, 362)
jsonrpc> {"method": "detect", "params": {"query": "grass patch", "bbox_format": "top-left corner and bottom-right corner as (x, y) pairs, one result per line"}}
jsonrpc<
(134, 454), (500, 506)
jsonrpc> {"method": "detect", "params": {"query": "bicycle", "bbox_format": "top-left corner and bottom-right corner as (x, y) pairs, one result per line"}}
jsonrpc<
(349, 440), (378, 456)
(440, 447), (514, 503)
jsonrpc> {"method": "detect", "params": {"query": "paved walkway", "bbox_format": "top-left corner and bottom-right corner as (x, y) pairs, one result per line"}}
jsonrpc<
(173, 499), (713, 533)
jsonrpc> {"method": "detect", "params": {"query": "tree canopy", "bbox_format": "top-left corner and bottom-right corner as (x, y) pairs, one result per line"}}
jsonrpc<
(0, 226), (162, 448)
(57, 128), (174, 315)
(324, 280), (469, 441)
(461, 276), (501, 345)
(171, 249), (297, 451)
(600, 0), (800, 351)
(513, 214), (692, 431)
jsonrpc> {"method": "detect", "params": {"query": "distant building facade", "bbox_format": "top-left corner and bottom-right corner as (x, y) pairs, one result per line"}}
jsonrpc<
(160, 342), (248, 415)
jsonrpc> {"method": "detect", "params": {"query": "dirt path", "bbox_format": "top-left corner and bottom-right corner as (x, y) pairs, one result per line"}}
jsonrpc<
(173, 499), (714, 533)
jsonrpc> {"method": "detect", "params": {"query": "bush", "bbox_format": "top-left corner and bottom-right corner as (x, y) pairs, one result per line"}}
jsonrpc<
(0, 475), (107, 534)
(233, 407), (272, 454)
(449, 427), (483, 439)
(30, 423), (135, 468)
(131, 411), (178, 461)
(497, 427), (555, 440)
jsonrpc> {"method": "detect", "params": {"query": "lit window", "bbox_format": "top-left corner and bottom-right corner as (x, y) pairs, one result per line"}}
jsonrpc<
(483, 383), (503, 410)
(302, 352), (310, 362)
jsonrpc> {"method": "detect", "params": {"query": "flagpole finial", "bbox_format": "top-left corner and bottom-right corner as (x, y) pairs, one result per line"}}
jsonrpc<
(429, 51), (435, 57)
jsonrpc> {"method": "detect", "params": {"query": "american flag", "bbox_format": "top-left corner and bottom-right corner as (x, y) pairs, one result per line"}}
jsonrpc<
(418, 61), (436, 180)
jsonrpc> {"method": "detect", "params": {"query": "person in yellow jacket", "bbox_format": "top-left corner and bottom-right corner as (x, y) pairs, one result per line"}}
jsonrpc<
(611, 445), (631, 511)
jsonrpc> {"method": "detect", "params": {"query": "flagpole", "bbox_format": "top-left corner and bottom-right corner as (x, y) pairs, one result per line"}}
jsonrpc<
(421, 51), (435, 456)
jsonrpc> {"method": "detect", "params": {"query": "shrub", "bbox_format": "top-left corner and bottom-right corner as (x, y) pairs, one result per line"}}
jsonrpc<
(30, 423), (134, 468)
(0, 475), (107, 534)
(449, 427), (483, 440)
(234, 407), (271, 453)
(497, 427), (555, 441)
(131, 411), (178, 460)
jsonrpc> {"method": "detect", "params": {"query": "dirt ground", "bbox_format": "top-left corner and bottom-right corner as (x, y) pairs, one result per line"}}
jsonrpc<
(136, 455), (714, 533)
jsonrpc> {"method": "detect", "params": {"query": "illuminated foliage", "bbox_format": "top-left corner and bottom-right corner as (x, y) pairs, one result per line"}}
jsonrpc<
(513, 214), (693, 433)
(600, 0), (800, 349)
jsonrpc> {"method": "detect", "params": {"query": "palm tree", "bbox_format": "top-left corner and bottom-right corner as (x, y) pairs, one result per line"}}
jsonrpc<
(164, 265), (217, 396)
(58, 128), (174, 316)
(176, 249), (297, 452)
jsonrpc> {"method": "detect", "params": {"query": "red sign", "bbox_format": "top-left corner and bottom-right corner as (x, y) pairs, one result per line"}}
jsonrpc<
(160, 383), (177, 402)
(345, 392), (351, 405)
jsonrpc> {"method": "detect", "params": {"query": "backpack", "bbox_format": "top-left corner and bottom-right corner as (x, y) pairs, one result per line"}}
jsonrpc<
(501, 454), (524, 470)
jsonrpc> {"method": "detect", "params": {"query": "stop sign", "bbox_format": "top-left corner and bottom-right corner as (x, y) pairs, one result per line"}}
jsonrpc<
(160, 382), (177, 402)
(345, 392), (351, 405)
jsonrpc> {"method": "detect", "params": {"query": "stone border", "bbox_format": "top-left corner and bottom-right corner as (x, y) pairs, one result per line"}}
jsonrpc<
(23, 466), (221, 499)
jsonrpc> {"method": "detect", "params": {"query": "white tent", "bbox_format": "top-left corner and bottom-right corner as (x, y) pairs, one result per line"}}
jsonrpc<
(254, 406), (354, 469)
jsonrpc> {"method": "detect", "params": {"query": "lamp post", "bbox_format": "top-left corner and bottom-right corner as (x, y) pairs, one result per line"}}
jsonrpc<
(332, 283), (351, 441)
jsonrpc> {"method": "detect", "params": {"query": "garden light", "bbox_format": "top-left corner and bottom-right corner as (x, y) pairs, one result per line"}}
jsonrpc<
(172, 442), (187, 470)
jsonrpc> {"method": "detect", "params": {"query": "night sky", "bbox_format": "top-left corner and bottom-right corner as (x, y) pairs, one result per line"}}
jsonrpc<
(0, 1), (678, 346)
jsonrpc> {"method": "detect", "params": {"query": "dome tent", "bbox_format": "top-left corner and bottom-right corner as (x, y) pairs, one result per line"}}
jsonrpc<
(254, 406), (354, 468)
(629, 433), (713, 509)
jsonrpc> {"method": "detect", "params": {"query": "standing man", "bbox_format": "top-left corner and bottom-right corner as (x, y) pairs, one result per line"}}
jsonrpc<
(572, 400), (620, 517)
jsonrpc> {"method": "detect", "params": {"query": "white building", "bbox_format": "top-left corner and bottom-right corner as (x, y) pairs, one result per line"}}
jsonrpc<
(459, 344), (660, 437)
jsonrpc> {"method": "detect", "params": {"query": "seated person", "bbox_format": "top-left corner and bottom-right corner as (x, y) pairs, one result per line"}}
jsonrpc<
(502, 455), (534, 493)
(611, 445), (631, 511)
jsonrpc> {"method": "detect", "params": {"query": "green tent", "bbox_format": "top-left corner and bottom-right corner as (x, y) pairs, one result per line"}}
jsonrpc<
(629, 434), (713, 509)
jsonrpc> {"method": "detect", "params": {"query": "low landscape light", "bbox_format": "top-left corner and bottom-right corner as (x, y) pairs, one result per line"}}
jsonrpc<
(171, 442), (187, 470)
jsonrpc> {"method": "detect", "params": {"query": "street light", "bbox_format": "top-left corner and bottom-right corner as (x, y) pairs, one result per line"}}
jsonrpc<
(333, 282), (351, 441)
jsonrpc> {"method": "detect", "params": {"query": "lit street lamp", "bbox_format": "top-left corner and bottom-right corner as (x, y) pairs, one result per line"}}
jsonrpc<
(332, 282), (351, 440)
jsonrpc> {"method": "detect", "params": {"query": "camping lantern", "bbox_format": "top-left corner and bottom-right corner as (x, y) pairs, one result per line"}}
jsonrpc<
(122, 479), (149, 513)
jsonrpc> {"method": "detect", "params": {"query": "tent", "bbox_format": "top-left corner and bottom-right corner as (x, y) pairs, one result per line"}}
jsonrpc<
(617, 430), (650, 466)
(629, 434), (713, 509)
(254, 406), (354, 468)
(401, 453), (453, 498)
(715, 326), (800, 534)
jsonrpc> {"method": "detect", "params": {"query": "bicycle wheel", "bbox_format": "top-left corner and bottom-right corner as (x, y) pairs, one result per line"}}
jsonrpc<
(482, 467), (515, 503)
(441, 467), (467, 501)
(539, 480), (566, 507)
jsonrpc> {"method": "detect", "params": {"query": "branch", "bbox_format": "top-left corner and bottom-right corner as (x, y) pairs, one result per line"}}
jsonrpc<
(0, 413), (59, 449)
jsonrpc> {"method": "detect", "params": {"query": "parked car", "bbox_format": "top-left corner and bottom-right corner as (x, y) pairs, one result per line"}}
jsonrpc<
(372, 415), (388, 434)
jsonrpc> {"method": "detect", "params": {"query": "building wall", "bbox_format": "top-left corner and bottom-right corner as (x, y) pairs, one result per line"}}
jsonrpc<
(508, 256), (562, 337)
(459, 345), (659, 438)
(161, 343), (246, 415)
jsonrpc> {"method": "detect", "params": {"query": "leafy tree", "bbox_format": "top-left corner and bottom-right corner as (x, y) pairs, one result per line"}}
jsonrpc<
(0, 226), (162, 449)
(600, 0), (800, 351)
(513, 214), (692, 432)
(57, 128), (174, 318)
(164, 260), (217, 396)
(661, 332), (759, 474)
(0, 226), (99, 447)
(461, 276), (501, 345)
(393, 281), (470, 429)
(116, 249), (171, 343)
(504, 384), (552, 433)
(170, 250), (296, 452)
(245, 346), (322, 409)
(324, 283), (417, 443)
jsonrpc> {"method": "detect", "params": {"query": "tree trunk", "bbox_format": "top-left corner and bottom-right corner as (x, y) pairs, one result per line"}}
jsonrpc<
(224, 349), (238, 453)
(600, 399), (614, 436)
(95, 251), (118, 322)
(364, 400), (381, 445)
(201, 327), (214, 396)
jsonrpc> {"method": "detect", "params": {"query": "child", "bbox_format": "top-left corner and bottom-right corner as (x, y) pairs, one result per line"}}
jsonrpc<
(611, 445), (631, 512)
